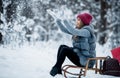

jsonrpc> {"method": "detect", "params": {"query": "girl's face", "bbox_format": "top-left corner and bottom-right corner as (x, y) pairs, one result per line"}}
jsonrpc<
(76, 18), (84, 29)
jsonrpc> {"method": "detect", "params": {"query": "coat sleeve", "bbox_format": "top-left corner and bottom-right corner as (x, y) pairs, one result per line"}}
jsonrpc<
(63, 20), (90, 37)
(56, 19), (72, 35)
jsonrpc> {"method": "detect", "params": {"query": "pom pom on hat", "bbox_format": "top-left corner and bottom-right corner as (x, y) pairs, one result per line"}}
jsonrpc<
(77, 13), (93, 25)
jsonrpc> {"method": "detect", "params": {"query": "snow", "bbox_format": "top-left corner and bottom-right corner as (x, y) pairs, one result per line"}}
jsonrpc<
(0, 41), (119, 78)
(1, 0), (120, 77)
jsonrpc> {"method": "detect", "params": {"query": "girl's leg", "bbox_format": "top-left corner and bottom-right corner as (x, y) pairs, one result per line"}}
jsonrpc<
(55, 46), (81, 68)
(57, 45), (69, 60)
(50, 45), (81, 76)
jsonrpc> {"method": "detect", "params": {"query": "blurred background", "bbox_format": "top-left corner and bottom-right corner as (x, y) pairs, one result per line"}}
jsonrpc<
(0, 0), (120, 49)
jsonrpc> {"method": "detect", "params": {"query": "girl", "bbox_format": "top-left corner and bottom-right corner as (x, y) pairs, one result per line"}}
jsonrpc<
(50, 12), (96, 77)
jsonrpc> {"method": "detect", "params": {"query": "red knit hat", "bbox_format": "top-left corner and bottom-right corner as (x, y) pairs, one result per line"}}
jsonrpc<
(77, 13), (92, 25)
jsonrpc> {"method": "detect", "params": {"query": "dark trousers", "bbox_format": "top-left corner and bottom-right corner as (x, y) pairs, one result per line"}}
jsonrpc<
(54, 45), (82, 69)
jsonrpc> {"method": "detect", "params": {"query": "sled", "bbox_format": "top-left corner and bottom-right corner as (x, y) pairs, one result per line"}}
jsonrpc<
(62, 57), (106, 78)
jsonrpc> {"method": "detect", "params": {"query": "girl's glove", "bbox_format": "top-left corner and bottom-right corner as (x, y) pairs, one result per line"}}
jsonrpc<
(47, 9), (65, 21)
(47, 9), (59, 20)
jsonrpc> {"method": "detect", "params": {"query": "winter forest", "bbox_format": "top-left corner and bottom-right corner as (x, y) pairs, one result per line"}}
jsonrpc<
(0, 0), (120, 78)
(0, 0), (120, 48)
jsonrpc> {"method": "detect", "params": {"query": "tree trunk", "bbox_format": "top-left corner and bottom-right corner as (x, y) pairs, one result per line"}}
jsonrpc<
(98, 0), (108, 45)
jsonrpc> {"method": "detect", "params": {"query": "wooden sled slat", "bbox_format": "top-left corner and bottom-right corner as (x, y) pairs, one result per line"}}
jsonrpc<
(62, 57), (106, 78)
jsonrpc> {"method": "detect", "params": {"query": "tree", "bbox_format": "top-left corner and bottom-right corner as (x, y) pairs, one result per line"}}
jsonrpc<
(109, 0), (120, 48)
(97, 0), (108, 45)
(0, 0), (3, 25)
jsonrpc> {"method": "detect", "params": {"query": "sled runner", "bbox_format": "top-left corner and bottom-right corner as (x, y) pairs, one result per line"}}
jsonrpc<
(62, 57), (106, 78)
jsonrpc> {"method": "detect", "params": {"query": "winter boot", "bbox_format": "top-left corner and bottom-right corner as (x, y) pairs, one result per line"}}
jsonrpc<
(50, 67), (62, 76)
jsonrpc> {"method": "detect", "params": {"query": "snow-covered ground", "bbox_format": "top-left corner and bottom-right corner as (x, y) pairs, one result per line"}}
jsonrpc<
(0, 41), (119, 78)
